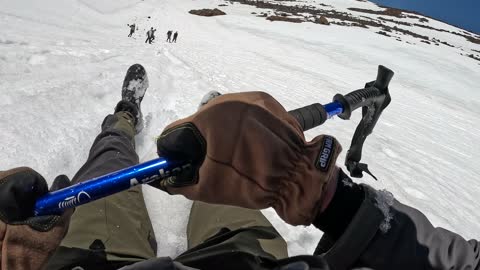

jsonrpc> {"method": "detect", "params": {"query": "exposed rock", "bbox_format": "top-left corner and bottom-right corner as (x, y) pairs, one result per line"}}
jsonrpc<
(379, 16), (411, 26)
(432, 38), (455, 48)
(392, 26), (429, 40)
(189, 8), (226, 17)
(228, 0), (476, 45)
(348, 7), (403, 18)
(411, 22), (480, 44)
(377, 31), (391, 37)
(420, 40), (431, 44)
(465, 36), (480, 44)
(266, 16), (303, 23)
(440, 41), (455, 47)
(315, 16), (330, 25)
(381, 27), (392, 32)
(318, 3), (333, 8)
(468, 54), (480, 61)
(383, 8), (403, 17)
(218, 4), (228, 6)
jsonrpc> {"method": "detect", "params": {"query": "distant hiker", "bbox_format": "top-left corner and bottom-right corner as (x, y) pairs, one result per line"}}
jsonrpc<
(166, 30), (172, 42)
(151, 29), (157, 41)
(172, 31), (178, 43)
(128, 23), (136, 37)
(145, 27), (155, 44)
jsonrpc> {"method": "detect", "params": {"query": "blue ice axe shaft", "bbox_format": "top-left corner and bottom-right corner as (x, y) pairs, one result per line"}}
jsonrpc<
(33, 103), (342, 216)
(34, 65), (393, 216)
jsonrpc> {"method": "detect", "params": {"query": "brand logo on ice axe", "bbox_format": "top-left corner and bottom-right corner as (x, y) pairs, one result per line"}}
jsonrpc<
(129, 163), (193, 187)
(58, 191), (92, 209)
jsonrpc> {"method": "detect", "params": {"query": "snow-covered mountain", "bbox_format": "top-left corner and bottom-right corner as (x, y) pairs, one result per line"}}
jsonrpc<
(1, 0), (479, 257)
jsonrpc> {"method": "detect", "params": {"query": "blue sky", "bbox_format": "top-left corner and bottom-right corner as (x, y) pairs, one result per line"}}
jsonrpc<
(369, 0), (480, 34)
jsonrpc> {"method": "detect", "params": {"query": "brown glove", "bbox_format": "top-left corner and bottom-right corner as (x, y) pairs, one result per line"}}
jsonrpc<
(155, 91), (342, 225)
(0, 167), (73, 270)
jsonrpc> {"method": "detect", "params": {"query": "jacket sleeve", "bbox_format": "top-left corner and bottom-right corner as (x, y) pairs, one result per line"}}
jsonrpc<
(318, 185), (480, 270)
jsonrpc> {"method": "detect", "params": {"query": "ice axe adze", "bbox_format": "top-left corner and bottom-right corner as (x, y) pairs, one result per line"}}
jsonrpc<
(34, 65), (394, 216)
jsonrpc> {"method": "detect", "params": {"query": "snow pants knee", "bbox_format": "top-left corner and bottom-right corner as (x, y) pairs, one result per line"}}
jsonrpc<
(46, 112), (157, 269)
(174, 201), (288, 269)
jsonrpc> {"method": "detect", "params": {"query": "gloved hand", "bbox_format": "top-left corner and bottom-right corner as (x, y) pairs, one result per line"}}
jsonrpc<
(155, 91), (342, 225)
(0, 167), (73, 270)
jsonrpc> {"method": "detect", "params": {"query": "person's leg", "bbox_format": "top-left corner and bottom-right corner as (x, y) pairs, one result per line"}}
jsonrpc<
(174, 201), (288, 269)
(47, 112), (156, 269)
(47, 65), (156, 269)
(67, 111), (156, 254)
(188, 201), (287, 258)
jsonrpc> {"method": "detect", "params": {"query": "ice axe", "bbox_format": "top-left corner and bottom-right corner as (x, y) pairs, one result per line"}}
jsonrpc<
(34, 65), (394, 216)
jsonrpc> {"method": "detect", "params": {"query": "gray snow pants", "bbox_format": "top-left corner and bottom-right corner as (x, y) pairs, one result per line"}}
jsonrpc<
(46, 112), (287, 269)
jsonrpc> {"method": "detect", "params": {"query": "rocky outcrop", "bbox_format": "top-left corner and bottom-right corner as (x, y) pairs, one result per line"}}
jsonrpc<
(266, 16), (303, 23)
(189, 8), (226, 17)
(228, 0), (478, 46)
(315, 16), (329, 25)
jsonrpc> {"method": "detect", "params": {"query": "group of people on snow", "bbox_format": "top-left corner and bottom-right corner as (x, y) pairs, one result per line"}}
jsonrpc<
(127, 24), (179, 44)
(145, 27), (157, 44)
(166, 30), (179, 43)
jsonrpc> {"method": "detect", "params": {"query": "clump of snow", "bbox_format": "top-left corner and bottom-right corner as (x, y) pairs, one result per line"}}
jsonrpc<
(374, 189), (395, 233)
(197, 90), (222, 109)
(342, 177), (354, 187)
(127, 78), (149, 101)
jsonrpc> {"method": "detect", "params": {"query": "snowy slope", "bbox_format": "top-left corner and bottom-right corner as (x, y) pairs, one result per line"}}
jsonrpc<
(1, 0), (479, 258)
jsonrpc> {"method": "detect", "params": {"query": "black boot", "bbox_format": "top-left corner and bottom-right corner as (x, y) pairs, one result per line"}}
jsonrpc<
(114, 64), (149, 133)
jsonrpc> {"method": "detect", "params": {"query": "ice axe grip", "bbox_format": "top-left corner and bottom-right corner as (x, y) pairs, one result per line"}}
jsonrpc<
(288, 65), (394, 179)
(335, 65), (394, 179)
(334, 65), (394, 120)
(289, 103), (327, 131)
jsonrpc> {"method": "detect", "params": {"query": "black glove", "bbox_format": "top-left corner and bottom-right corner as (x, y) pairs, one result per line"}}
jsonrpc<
(0, 167), (71, 231)
(0, 167), (74, 270)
